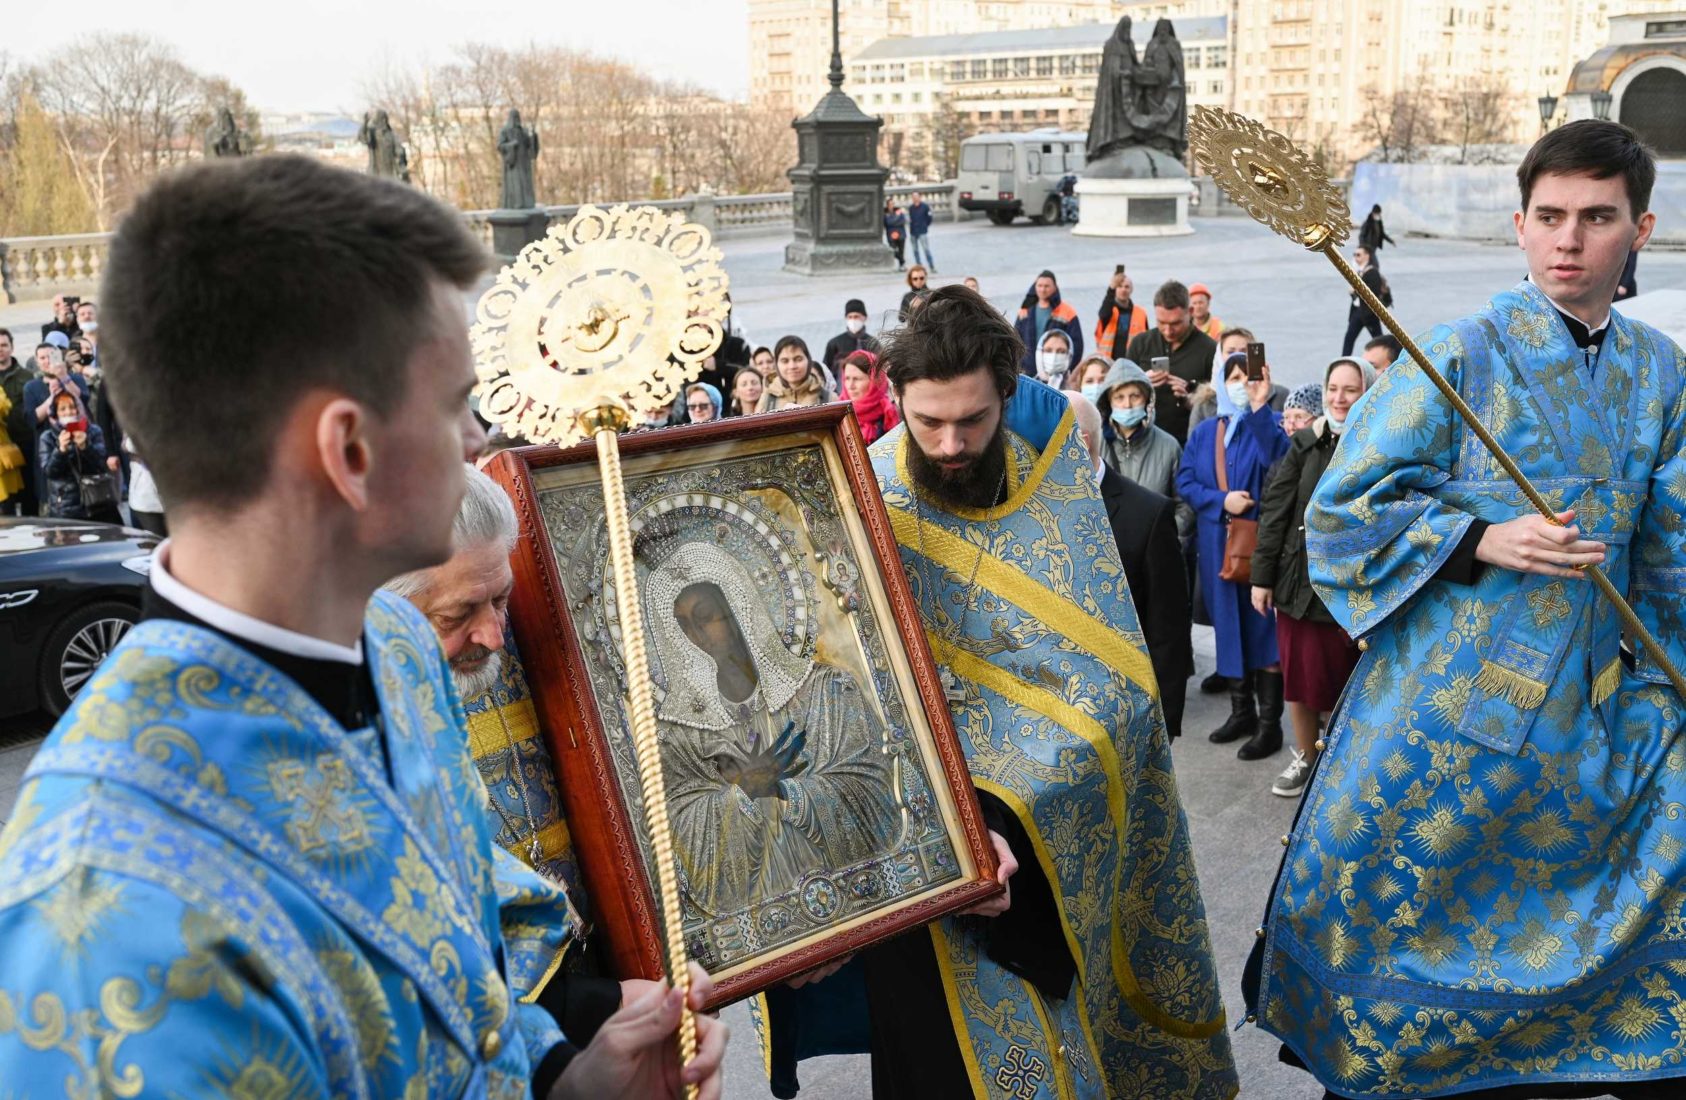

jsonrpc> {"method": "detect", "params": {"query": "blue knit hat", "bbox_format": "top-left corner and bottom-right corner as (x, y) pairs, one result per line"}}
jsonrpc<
(1285, 383), (1323, 416)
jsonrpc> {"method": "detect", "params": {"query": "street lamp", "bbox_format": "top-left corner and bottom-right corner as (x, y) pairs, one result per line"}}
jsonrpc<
(1591, 90), (1613, 121)
(1537, 93), (1559, 133)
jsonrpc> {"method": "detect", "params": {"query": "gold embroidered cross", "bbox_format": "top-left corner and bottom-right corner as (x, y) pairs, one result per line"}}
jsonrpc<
(269, 755), (372, 856)
(994, 1045), (1049, 1099)
(1527, 584), (1572, 629)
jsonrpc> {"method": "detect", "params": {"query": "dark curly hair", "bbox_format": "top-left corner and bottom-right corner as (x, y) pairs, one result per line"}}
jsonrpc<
(880, 285), (1020, 400)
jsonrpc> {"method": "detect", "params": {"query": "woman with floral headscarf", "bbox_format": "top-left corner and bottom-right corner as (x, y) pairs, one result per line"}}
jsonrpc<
(838, 350), (899, 444)
(1249, 355), (1376, 798)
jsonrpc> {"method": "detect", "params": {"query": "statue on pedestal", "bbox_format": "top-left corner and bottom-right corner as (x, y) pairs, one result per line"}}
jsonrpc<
(1084, 15), (1189, 178)
(1134, 19), (1188, 161)
(498, 109), (540, 209)
(204, 107), (253, 159)
(358, 110), (404, 180)
(1086, 16), (1140, 164)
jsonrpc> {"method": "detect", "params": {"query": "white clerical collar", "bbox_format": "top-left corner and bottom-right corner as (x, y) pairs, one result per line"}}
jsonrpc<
(1539, 290), (1609, 336)
(151, 541), (364, 665)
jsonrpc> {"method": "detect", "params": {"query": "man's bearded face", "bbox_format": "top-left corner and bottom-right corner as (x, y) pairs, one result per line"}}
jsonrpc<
(450, 644), (503, 699)
(897, 370), (1009, 511)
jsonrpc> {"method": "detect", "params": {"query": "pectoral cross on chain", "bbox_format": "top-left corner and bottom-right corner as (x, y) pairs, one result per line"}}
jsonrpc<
(938, 664), (967, 705)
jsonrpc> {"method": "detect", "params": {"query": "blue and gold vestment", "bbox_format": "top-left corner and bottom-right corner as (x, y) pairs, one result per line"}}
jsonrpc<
(0, 591), (576, 1097)
(464, 633), (586, 915)
(870, 407), (1237, 1099)
(1258, 281), (1686, 1096)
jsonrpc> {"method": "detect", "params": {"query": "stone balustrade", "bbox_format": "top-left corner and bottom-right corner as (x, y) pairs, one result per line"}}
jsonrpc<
(0, 234), (111, 305)
(0, 182), (960, 304)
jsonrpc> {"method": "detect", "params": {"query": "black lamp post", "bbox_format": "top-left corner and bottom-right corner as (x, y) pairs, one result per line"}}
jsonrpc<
(1591, 89), (1613, 121)
(783, 0), (894, 274)
(1537, 93), (1559, 134)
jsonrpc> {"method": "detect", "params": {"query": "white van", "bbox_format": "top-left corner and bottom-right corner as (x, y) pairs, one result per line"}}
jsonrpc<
(957, 129), (1088, 226)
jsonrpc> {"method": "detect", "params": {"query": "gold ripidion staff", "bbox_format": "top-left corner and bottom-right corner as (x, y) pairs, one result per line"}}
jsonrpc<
(581, 401), (698, 1092)
(1186, 106), (1686, 700)
(471, 204), (733, 1096)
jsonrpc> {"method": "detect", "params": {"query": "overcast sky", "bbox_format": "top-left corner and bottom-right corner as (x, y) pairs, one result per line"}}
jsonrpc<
(16, 0), (752, 113)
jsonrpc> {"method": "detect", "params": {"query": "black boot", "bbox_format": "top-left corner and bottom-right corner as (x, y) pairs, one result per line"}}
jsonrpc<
(1208, 672), (1256, 743)
(1199, 671), (1230, 694)
(1239, 670), (1285, 760)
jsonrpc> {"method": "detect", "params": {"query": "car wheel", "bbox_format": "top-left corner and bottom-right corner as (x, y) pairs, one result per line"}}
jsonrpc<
(1042, 196), (1062, 225)
(39, 601), (137, 715)
(987, 209), (1015, 226)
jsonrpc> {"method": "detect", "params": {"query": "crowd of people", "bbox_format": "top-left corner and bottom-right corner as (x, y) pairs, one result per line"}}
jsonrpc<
(606, 257), (1402, 801)
(1, 198), (1415, 811)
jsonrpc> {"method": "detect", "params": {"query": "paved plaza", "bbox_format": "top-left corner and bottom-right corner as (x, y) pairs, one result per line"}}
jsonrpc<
(715, 215), (1686, 394)
(2, 218), (1676, 1098)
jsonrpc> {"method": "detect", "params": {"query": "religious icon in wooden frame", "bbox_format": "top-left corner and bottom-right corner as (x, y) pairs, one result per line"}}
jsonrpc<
(486, 404), (1001, 1008)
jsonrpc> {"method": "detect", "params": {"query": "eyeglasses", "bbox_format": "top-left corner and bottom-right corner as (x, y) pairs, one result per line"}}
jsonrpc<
(686, 403), (713, 412)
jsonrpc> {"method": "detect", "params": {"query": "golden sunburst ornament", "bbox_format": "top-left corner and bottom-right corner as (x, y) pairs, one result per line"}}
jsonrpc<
(473, 203), (731, 1097)
(471, 204), (729, 447)
(1187, 106), (1350, 250)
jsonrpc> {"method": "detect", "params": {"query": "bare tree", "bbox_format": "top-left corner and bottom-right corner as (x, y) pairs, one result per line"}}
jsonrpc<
(930, 94), (974, 180)
(1356, 84), (1440, 164)
(34, 33), (206, 227)
(1438, 74), (1515, 164)
(698, 105), (794, 194)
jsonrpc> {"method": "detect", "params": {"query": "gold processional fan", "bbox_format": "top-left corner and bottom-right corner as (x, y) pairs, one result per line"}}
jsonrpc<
(473, 204), (730, 1093)
(1187, 106), (1686, 699)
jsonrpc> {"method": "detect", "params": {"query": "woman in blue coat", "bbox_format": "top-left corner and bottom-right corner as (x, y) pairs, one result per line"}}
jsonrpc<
(1176, 350), (1289, 760)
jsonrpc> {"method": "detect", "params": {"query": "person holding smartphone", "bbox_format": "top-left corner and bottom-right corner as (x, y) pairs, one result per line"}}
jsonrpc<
(38, 386), (119, 523)
(1175, 349), (1288, 759)
(1124, 280), (1217, 445)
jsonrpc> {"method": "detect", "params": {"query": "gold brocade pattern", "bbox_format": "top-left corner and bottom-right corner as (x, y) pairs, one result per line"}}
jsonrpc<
(1263, 282), (1686, 1095)
(874, 419), (1237, 1098)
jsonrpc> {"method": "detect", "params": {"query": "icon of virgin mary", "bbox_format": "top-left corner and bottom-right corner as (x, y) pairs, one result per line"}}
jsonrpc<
(645, 541), (901, 916)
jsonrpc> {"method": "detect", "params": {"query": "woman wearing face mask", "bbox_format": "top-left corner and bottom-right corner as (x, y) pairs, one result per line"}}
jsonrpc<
(1248, 356), (1373, 798)
(839, 350), (900, 444)
(1033, 329), (1074, 389)
(728, 366), (764, 417)
(756, 335), (832, 412)
(1176, 349), (1290, 761)
(1094, 359), (1183, 504)
(1075, 356), (1110, 403)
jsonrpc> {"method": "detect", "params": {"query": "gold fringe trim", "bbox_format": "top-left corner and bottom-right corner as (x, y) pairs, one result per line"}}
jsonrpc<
(1474, 661), (1549, 711)
(1592, 657), (1622, 708)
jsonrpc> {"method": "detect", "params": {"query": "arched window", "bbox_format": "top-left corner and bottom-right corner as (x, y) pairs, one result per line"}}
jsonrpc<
(1619, 67), (1686, 157)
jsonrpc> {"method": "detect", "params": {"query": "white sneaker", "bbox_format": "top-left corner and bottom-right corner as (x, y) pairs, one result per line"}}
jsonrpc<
(1271, 751), (1314, 798)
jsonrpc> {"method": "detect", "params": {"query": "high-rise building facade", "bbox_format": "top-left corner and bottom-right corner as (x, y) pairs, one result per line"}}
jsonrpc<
(1229, 0), (1683, 164)
(848, 18), (1229, 177)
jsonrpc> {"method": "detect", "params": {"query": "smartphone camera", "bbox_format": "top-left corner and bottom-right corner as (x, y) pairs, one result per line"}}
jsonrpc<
(1246, 342), (1266, 382)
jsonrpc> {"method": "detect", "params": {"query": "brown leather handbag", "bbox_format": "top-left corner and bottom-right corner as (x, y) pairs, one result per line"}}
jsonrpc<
(1215, 425), (1256, 584)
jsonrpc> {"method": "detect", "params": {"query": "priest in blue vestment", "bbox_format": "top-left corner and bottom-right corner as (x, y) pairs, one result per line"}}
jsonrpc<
(1251, 121), (1686, 1100)
(807, 287), (1236, 1098)
(0, 155), (724, 1098)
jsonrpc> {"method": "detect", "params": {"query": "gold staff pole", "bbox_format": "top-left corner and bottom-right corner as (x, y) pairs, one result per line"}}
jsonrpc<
(582, 402), (698, 1096)
(471, 205), (731, 1098)
(1188, 107), (1686, 701)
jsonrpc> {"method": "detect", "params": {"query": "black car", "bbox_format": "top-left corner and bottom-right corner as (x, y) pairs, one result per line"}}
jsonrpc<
(0, 517), (157, 718)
